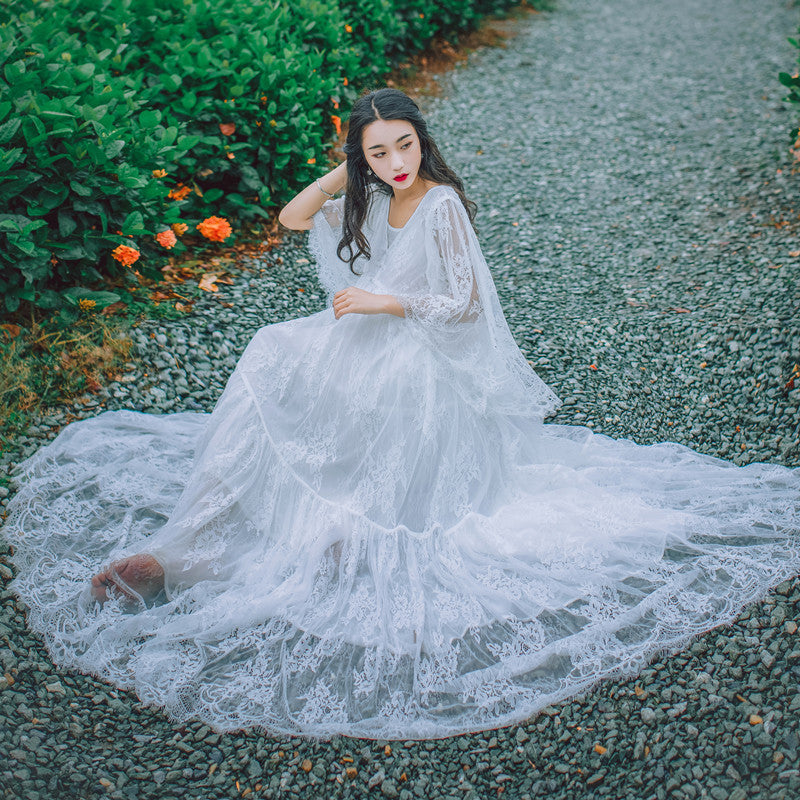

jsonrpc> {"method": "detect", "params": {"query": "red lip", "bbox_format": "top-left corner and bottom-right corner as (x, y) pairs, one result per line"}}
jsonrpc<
(394, 174), (408, 182)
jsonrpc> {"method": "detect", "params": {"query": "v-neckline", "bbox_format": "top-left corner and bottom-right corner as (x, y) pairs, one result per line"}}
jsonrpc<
(386, 184), (446, 232)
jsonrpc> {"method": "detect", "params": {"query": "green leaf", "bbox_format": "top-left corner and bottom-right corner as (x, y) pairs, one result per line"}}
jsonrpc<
(161, 126), (178, 147)
(139, 109), (161, 128)
(1, 147), (24, 169)
(62, 287), (121, 308)
(202, 188), (224, 203)
(4, 60), (25, 83)
(58, 307), (79, 325)
(161, 73), (183, 91)
(37, 289), (62, 310)
(105, 139), (125, 158)
(122, 210), (145, 233)
(74, 63), (96, 79)
(0, 215), (31, 233)
(0, 117), (21, 145)
(58, 211), (77, 238)
(70, 180), (93, 197)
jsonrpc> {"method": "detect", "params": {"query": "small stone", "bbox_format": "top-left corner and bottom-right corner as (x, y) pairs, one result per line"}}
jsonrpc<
(515, 729), (530, 744)
(301, 759), (312, 773)
(785, 621), (798, 635)
(729, 788), (747, 800)
(750, 714), (763, 725)
(368, 769), (386, 790)
(44, 681), (66, 696)
(586, 770), (606, 786)
(345, 767), (358, 779)
(641, 708), (656, 724)
(381, 778), (399, 798)
(761, 652), (776, 669)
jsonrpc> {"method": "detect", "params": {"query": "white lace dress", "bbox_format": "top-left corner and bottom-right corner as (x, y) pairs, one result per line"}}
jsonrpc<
(2, 184), (799, 740)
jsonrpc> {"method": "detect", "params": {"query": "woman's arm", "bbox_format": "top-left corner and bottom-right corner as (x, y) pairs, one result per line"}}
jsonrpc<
(332, 287), (405, 319)
(278, 161), (348, 231)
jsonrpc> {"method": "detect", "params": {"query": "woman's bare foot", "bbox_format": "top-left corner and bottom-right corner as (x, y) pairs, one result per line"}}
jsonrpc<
(91, 554), (165, 606)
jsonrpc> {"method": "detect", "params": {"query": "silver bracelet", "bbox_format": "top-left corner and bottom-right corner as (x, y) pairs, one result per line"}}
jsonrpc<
(315, 178), (335, 199)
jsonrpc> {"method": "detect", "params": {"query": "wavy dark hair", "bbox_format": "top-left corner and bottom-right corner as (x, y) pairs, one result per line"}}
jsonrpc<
(338, 87), (478, 274)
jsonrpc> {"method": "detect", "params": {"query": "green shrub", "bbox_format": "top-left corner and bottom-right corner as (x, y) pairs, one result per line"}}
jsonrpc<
(0, 13), (200, 315)
(26, 0), (362, 221)
(1, 0), (538, 319)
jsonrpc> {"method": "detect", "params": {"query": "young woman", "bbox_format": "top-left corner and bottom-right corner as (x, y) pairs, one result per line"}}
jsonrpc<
(3, 88), (799, 741)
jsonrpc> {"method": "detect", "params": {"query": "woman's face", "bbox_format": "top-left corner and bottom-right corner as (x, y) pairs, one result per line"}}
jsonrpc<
(361, 118), (424, 194)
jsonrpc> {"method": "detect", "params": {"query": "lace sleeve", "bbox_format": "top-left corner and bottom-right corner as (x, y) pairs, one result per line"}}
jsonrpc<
(307, 195), (351, 302)
(395, 195), (482, 327)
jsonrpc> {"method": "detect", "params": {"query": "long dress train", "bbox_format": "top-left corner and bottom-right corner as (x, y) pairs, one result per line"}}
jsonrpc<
(2, 184), (799, 739)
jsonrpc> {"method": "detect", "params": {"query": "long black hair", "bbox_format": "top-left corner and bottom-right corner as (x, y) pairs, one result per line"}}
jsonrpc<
(338, 87), (478, 274)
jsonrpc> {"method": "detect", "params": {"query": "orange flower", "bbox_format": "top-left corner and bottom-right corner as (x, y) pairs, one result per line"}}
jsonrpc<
(156, 229), (178, 249)
(197, 216), (232, 242)
(168, 184), (192, 201)
(152, 169), (167, 178)
(260, 95), (267, 103)
(269, 119), (277, 127)
(343, 77), (348, 86)
(227, 152), (235, 159)
(307, 157), (316, 164)
(331, 114), (341, 135)
(345, 24), (352, 32)
(111, 245), (140, 266)
(219, 122), (236, 136)
(171, 223), (188, 236)
(332, 99), (339, 109)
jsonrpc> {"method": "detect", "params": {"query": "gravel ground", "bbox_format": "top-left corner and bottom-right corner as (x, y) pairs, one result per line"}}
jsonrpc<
(2, 0), (800, 798)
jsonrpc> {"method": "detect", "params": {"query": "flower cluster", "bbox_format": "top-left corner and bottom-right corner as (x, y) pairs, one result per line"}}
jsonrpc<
(155, 229), (178, 249)
(168, 184), (192, 201)
(197, 216), (232, 242)
(111, 244), (140, 266)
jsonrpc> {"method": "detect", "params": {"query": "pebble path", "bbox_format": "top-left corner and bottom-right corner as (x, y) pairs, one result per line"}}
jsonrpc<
(2, 0), (800, 798)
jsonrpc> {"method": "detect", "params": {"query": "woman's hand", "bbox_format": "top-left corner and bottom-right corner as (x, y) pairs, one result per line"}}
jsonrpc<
(333, 287), (404, 319)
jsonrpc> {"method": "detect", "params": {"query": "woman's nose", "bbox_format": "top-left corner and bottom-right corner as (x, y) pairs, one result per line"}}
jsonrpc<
(391, 151), (405, 169)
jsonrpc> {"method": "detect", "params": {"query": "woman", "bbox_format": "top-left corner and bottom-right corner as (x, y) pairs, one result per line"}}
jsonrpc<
(3, 88), (799, 740)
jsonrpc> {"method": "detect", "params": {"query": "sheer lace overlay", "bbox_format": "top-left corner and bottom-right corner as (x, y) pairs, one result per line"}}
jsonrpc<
(2, 184), (799, 740)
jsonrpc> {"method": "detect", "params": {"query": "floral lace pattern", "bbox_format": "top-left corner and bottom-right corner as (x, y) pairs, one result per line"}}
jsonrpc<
(1, 184), (799, 740)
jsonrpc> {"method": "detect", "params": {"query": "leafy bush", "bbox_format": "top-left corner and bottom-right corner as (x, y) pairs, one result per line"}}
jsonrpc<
(26, 0), (362, 221)
(0, 0), (536, 318)
(0, 13), (200, 315)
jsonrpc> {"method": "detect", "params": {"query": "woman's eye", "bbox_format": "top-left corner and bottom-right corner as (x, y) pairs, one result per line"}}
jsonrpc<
(402, 142), (412, 149)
